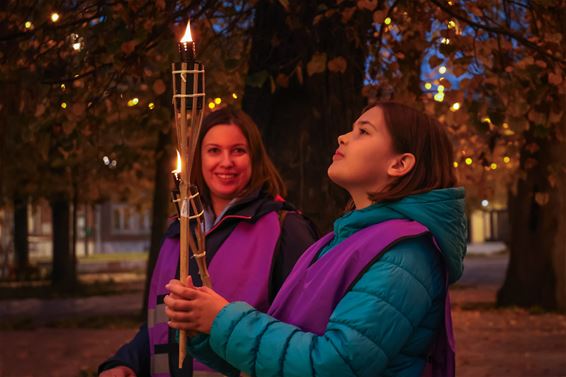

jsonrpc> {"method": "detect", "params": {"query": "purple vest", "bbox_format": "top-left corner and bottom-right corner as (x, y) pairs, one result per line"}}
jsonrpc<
(267, 219), (455, 377)
(148, 211), (281, 376)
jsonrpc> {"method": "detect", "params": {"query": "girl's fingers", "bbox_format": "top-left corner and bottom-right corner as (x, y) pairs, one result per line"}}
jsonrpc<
(163, 294), (195, 312)
(184, 275), (195, 288)
(167, 320), (199, 331)
(166, 282), (200, 300)
(165, 305), (195, 321)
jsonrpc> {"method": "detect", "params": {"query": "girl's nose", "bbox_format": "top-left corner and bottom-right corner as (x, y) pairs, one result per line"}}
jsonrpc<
(337, 132), (349, 145)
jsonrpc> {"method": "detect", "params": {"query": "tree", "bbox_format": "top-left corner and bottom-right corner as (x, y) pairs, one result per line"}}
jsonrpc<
(243, 0), (373, 230)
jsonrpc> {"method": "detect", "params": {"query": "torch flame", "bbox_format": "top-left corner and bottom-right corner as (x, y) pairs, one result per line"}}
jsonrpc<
(173, 150), (182, 173)
(180, 20), (193, 43)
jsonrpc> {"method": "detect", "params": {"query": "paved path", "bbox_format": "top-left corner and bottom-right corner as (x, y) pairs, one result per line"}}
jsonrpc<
(0, 253), (510, 321)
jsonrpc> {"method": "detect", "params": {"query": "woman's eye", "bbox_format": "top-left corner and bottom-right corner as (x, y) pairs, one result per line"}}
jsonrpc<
(207, 147), (220, 154)
(359, 128), (369, 135)
(233, 147), (247, 155)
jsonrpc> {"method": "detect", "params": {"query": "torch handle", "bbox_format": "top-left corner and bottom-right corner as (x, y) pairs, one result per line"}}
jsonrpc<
(178, 211), (191, 368)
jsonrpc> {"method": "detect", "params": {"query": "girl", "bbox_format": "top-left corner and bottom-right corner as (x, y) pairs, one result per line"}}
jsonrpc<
(165, 102), (466, 377)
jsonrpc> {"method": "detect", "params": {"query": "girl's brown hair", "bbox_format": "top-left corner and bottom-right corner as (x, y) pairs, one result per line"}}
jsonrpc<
(366, 102), (457, 203)
(190, 106), (287, 208)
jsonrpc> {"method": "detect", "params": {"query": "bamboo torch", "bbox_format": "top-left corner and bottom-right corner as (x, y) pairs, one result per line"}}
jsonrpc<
(171, 19), (211, 368)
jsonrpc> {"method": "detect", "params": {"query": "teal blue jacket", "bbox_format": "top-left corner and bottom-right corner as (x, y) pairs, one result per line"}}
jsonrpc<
(187, 187), (467, 376)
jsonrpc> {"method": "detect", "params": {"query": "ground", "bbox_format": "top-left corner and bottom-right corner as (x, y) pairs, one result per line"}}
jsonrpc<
(1, 254), (565, 377)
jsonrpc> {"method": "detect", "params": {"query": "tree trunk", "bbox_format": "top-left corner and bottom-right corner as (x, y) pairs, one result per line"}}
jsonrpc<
(142, 129), (173, 313)
(497, 122), (566, 311)
(243, 1), (371, 231)
(51, 194), (75, 288)
(13, 196), (29, 278)
(498, 6), (566, 312)
(70, 179), (78, 280)
(84, 203), (89, 257)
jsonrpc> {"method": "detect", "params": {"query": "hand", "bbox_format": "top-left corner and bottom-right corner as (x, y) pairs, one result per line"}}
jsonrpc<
(164, 276), (229, 334)
(99, 366), (136, 377)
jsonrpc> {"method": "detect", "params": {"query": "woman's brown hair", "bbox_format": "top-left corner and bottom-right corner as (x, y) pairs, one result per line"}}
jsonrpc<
(366, 102), (457, 203)
(190, 106), (287, 208)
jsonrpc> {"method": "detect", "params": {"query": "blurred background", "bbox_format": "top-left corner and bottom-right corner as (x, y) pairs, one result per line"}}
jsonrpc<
(0, 1), (565, 376)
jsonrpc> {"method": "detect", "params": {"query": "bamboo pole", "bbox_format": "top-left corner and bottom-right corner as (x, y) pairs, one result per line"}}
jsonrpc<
(173, 59), (210, 368)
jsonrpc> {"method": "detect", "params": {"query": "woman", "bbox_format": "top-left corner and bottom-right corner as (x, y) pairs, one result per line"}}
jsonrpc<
(165, 102), (467, 376)
(98, 107), (318, 377)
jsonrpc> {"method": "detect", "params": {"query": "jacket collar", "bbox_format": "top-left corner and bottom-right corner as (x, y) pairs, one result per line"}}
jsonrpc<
(165, 189), (288, 238)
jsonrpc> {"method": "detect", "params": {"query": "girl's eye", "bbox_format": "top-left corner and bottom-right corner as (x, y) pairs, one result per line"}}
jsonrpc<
(207, 147), (220, 154)
(233, 147), (247, 155)
(359, 128), (369, 135)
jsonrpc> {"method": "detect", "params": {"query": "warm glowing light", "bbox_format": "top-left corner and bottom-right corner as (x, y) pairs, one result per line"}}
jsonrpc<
(60, 84), (66, 90)
(384, 17), (392, 25)
(174, 150), (182, 173)
(450, 102), (461, 111)
(60, 102), (67, 109)
(51, 13), (60, 22)
(103, 156), (110, 165)
(465, 157), (473, 165)
(437, 85), (445, 93)
(439, 66), (447, 74)
(447, 20), (457, 29)
(434, 92), (444, 102)
(481, 117), (491, 124)
(490, 163), (498, 170)
(214, 97), (221, 105)
(181, 20), (193, 43)
(453, 161), (459, 168)
(424, 82), (432, 90)
(208, 102), (216, 109)
(25, 21), (33, 29)
(503, 156), (511, 164)
(502, 122), (509, 129)
(148, 102), (155, 110)
(481, 199), (489, 208)
(127, 98), (139, 107)
(441, 38), (450, 45)
(72, 42), (81, 51)
(232, 93), (238, 99)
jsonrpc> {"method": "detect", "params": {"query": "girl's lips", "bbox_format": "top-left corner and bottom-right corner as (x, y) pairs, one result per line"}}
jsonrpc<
(333, 150), (344, 160)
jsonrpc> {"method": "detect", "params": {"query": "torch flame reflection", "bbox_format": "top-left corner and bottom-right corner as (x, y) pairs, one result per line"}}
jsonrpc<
(180, 20), (193, 43)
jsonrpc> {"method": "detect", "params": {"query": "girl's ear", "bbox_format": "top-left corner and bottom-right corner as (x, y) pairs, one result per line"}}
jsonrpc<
(387, 153), (416, 178)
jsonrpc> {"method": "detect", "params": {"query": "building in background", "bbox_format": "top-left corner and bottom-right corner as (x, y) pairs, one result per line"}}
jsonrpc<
(5, 200), (151, 260)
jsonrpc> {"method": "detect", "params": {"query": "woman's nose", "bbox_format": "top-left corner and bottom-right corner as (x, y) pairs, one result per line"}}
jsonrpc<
(219, 151), (234, 166)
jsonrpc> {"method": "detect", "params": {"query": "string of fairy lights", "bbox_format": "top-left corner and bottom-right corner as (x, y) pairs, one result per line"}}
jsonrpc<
(25, 12), (240, 118)
(28, 9), (516, 193)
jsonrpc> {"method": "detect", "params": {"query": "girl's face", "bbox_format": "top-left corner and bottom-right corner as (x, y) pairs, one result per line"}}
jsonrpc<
(201, 124), (252, 207)
(327, 106), (397, 197)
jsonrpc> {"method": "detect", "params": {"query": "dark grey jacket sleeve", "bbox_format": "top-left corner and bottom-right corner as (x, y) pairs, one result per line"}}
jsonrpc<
(269, 212), (318, 301)
(97, 323), (150, 377)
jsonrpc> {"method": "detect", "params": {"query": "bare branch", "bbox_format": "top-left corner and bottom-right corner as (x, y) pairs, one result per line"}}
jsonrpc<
(429, 0), (566, 65)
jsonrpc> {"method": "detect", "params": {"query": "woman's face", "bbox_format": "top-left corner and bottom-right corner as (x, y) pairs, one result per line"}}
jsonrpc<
(327, 106), (397, 195)
(201, 124), (252, 206)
